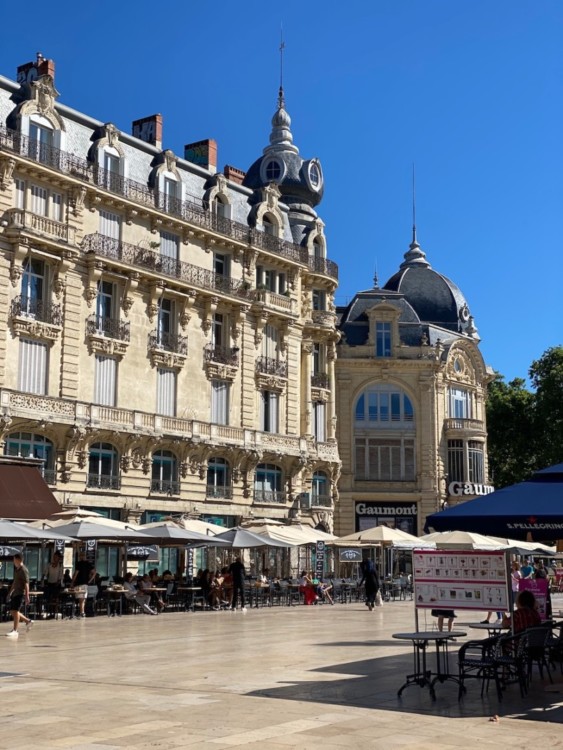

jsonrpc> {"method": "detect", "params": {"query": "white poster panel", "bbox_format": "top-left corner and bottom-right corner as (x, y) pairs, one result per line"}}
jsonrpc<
(413, 549), (509, 612)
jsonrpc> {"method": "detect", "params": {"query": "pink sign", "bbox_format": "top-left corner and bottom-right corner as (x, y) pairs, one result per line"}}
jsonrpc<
(518, 577), (549, 621)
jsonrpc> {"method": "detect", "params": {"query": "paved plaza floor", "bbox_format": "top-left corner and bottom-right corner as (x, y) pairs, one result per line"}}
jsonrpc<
(1, 597), (562, 749)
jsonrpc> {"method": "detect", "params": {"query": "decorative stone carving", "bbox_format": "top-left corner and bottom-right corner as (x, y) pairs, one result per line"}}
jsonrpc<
(18, 75), (65, 130)
(86, 335), (129, 358)
(11, 317), (60, 342)
(69, 185), (87, 216)
(0, 157), (16, 190)
(149, 350), (187, 370)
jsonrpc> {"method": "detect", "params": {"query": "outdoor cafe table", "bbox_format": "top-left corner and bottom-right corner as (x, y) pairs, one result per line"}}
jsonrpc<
(392, 630), (467, 700)
(177, 586), (202, 611)
(468, 622), (509, 638)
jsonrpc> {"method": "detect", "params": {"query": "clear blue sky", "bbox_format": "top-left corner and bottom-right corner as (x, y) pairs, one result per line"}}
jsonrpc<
(1, 1), (561, 383)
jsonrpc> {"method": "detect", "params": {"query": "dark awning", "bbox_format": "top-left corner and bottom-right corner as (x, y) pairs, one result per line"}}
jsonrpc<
(0, 463), (61, 520)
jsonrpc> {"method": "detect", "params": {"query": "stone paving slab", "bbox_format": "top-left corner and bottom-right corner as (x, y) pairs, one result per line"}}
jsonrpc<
(0, 599), (561, 748)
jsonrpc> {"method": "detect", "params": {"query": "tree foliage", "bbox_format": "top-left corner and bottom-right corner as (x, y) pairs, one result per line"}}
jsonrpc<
(486, 345), (563, 488)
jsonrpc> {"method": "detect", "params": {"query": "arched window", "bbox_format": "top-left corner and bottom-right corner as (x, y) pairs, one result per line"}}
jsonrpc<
(4, 432), (55, 485)
(161, 174), (180, 214)
(254, 463), (284, 503)
(262, 214), (277, 237)
(87, 443), (120, 490)
(151, 450), (179, 495)
(354, 385), (415, 482)
(206, 457), (232, 499)
(311, 471), (330, 507)
(313, 238), (324, 259)
(213, 196), (230, 220)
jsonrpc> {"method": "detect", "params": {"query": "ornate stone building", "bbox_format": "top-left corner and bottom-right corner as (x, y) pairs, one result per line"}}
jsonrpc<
(0, 55), (340, 530)
(335, 228), (494, 537)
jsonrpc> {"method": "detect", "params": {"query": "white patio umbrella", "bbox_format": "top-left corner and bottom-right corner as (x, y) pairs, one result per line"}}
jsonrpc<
(158, 516), (226, 536)
(0, 519), (76, 542)
(214, 527), (292, 548)
(43, 520), (152, 542)
(242, 522), (336, 547)
(46, 508), (104, 520)
(139, 523), (231, 547)
(337, 526), (436, 549)
(419, 530), (508, 550)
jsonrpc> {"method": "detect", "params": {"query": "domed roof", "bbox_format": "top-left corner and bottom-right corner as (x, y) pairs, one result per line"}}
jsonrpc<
(383, 231), (478, 336)
(243, 87), (324, 209)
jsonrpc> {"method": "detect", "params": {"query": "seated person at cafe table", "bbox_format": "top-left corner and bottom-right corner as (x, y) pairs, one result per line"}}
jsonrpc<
(123, 573), (157, 615)
(139, 573), (165, 613)
(502, 590), (541, 633)
(299, 571), (319, 605)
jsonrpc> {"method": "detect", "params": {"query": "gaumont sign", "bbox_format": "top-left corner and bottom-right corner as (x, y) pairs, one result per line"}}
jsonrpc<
(356, 503), (418, 517)
(448, 482), (494, 497)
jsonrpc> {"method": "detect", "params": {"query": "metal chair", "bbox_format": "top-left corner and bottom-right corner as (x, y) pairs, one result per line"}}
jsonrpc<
(457, 635), (502, 701)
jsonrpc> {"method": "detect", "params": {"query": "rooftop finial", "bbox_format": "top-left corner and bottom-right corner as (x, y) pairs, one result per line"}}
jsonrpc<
(412, 162), (417, 245)
(373, 260), (379, 289)
(278, 25), (285, 110)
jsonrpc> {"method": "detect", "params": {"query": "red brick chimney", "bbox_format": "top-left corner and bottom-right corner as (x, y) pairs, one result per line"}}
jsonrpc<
(132, 114), (163, 150)
(184, 139), (217, 172)
(223, 165), (246, 185)
(17, 53), (55, 86)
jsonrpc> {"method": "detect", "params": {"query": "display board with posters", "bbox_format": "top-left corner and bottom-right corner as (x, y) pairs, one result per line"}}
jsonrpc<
(413, 549), (509, 612)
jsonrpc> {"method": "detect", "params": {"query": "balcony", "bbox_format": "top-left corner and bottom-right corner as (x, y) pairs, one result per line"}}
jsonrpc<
(148, 331), (188, 356)
(256, 356), (288, 378)
(0, 125), (338, 279)
(310, 494), (332, 508)
(82, 234), (250, 300)
(42, 468), (57, 486)
(311, 373), (330, 389)
(311, 310), (337, 327)
(11, 295), (62, 326)
(5, 208), (76, 245)
(206, 485), (233, 500)
(204, 344), (239, 366)
(150, 479), (180, 496)
(86, 314), (130, 356)
(86, 474), (121, 490)
(444, 418), (486, 436)
(254, 490), (287, 504)
(251, 288), (296, 316)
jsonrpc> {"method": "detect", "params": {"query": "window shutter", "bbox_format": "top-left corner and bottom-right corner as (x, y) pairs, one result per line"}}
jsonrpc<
(14, 179), (25, 209)
(30, 185), (47, 216)
(160, 231), (179, 259)
(156, 368), (176, 416)
(99, 210), (121, 239)
(211, 380), (229, 425)
(18, 338), (48, 394)
(94, 355), (117, 406)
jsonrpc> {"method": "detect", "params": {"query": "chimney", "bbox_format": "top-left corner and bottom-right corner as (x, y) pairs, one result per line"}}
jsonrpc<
(16, 52), (55, 86)
(184, 139), (217, 173)
(223, 165), (246, 185)
(132, 114), (163, 149)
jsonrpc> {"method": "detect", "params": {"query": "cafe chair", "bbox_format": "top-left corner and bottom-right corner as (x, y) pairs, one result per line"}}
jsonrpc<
(525, 625), (554, 683)
(491, 632), (529, 698)
(457, 636), (502, 701)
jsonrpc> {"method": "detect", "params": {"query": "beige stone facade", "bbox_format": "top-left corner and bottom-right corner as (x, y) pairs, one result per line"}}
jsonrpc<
(335, 236), (493, 538)
(0, 56), (340, 529)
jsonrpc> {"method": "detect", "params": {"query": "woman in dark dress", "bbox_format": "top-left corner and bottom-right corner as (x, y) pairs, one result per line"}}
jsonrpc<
(360, 558), (380, 611)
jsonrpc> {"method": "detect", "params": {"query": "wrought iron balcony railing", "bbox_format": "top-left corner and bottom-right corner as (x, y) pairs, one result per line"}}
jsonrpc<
(256, 356), (288, 377)
(310, 494), (332, 508)
(148, 330), (188, 356)
(86, 473), (121, 490)
(83, 234), (250, 299)
(11, 295), (62, 326)
(150, 479), (180, 495)
(311, 373), (330, 389)
(206, 485), (233, 500)
(203, 344), (239, 366)
(253, 490), (287, 504)
(0, 124), (338, 279)
(86, 314), (130, 342)
(42, 468), (57, 486)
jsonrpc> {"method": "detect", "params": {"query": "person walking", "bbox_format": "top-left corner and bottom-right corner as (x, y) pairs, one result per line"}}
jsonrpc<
(229, 556), (247, 612)
(71, 552), (94, 618)
(359, 557), (380, 611)
(6, 553), (33, 638)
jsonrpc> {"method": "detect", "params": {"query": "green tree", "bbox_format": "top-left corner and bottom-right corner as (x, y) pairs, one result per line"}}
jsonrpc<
(486, 375), (537, 488)
(529, 345), (563, 468)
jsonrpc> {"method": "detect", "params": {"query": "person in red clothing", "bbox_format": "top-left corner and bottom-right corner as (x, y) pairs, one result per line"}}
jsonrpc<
(502, 589), (541, 632)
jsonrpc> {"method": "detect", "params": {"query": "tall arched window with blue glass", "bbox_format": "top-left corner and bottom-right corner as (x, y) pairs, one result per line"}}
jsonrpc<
(354, 385), (415, 481)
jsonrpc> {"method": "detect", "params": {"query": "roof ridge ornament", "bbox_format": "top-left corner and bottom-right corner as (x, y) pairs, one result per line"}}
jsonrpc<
(400, 164), (430, 269)
(263, 32), (298, 157)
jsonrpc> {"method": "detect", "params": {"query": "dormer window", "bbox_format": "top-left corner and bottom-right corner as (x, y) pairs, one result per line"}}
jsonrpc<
(262, 214), (277, 237)
(265, 159), (282, 181)
(213, 196), (230, 220)
(376, 322), (391, 357)
(161, 175), (180, 213)
(29, 121), (54, 163)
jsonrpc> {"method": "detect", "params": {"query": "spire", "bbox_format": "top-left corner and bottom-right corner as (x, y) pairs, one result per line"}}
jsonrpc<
(263, 32), (298, 156)
(373, 261), (379, 289)
(400, 163), (430, 269)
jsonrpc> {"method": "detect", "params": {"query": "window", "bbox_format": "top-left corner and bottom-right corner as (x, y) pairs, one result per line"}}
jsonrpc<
(214, 252), (230, 278)
(265, 160), (282, 181)
(313, 238), (323, 259)
(256, 265), (286, 294)
(207, 457), (231, 499)
(311, 471), (329, 506)
(355, 437), (415, 481)
(448, 387), (472, 419)
(213, 197), (229, 219)
(262, 215), (276, 236)
(21, 258), (47, 316)
(157, 297), (174, 346)
(156, 367), (176, 416)
(99, 209), (121, 240)
(260, 390), (279, 433)
(211, 380), (229, 425)
(447, 439), (464, 483)
(376, 322), (391, 357)
(313, 343), (325, 376)
(102, 151), (121, 191)
(312, 290), (326, 311)
(30, 184), (47, 216)
(160, 231), (179, 260)
(211, 312), (228, 349)
(94, 355), (117, 406)
(261, 324), (279, 359)
(95, 280), (117, 332)
(4, 432), (55, 484)
(87, 443), (120, 490)
(313, 401), (326, 442)
(254, 464), (283, 503)
(151, 450), (179, 495)
(29, 122), (54, 165)
(18, 338), (48, 394)
(468, 441), (484, 483)
(14, 178), (25, 209)
(355, 387), (414, 424)
(162, 177), (179, 213)
(14, 180), (63, 220)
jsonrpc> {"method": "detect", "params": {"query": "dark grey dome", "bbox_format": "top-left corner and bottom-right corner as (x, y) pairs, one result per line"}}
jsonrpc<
(383, 233), (475, 335)
(243, 88), (323, 208)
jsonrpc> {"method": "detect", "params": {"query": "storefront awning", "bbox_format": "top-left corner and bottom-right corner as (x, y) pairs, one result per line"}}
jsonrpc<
(0, 462), (61, 520)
